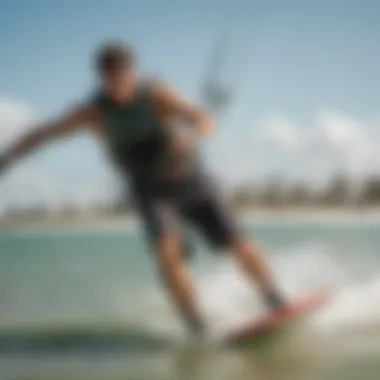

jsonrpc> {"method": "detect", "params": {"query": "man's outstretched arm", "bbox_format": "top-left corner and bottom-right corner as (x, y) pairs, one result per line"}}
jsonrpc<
(0, 106), (97, 173)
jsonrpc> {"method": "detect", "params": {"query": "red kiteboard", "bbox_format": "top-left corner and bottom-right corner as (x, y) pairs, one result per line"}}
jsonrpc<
(224, 289), (330, 346)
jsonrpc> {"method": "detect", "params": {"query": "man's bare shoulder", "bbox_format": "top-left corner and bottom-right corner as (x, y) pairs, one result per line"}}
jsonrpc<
(147, 78), (189, 113)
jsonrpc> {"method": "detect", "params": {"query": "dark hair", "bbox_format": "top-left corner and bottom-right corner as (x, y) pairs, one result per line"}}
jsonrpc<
(95, 42), (134, 74)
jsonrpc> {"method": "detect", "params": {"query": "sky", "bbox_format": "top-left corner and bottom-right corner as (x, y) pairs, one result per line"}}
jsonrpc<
(1, 0), (380, 209)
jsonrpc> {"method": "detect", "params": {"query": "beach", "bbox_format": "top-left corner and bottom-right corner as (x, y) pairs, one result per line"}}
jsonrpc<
(2, 206), (380, 230)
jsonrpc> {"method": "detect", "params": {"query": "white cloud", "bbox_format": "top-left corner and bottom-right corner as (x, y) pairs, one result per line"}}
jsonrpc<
(304, 110), (380, 180)
(314, 111), (375, 172)
(257, 115), (302, 153)
(210, 109), (380, 186)
(0, 98), (36, 149)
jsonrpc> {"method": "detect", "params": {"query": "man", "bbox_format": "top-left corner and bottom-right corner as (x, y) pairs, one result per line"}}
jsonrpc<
(0, 43), (287, 337)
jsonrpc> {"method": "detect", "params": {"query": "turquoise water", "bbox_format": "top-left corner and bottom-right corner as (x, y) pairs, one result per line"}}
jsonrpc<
(1, 219), (380, 379)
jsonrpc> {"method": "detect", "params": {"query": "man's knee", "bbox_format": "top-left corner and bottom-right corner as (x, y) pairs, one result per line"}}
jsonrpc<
(229, 236), (260, 259)
(153, 233), (194, 262)
(155, 235), (184, 265)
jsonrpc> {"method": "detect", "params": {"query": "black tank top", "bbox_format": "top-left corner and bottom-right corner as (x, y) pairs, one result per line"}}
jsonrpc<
(92, 81), (200, 189)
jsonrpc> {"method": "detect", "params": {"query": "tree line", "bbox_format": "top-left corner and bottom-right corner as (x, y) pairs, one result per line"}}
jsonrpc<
(230, 174), (380, 209)
(3, 173), (380, 223)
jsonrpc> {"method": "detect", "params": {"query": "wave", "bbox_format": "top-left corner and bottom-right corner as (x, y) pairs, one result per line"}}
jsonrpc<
(0, 323), (176, 354)
(146, 240), (380, 350)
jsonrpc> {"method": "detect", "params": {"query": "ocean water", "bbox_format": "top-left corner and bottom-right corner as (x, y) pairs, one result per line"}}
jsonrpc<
(1, 218), (380, 379)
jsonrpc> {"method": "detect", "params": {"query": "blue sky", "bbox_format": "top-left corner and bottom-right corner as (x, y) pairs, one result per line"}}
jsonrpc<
(1, 0), (380, 207)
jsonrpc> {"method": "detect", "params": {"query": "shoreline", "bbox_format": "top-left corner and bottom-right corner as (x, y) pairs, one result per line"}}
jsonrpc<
(2, 207), (380, 230)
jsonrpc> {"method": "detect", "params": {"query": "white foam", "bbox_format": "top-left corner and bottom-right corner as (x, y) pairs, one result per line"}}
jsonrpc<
(142, 241), (380, 343)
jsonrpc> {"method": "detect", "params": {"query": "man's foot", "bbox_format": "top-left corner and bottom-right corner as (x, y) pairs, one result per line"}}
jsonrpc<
(189, 317), (207, 338)
(263, 290), (288, 311)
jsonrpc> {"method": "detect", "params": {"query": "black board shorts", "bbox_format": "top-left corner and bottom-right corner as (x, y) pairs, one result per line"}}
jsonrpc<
(132, 172), (240, 251)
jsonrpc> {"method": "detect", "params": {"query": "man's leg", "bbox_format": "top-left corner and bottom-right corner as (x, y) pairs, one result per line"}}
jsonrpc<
(136, 196), (205, 335)
(155, 234), (205, 335)
(183, 182), (286, 310)
(227, 237), (285, 309)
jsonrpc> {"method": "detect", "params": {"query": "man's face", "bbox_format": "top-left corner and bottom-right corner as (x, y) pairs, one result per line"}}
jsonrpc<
(101, 67), (136, 102)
